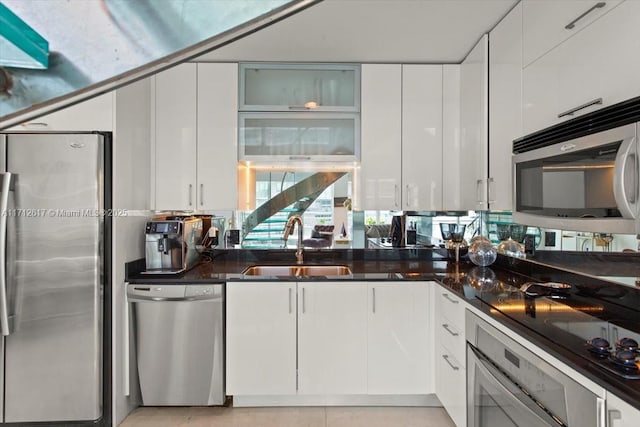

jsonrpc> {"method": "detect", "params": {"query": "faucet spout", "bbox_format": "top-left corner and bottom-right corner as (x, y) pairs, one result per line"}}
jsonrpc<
(283, 215), (304, 264)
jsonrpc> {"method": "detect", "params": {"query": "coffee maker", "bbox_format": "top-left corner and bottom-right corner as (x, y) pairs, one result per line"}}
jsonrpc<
(144, 216), (202, 274)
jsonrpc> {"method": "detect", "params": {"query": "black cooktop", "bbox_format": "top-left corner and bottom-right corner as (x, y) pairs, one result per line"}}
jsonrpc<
(448, 266), (640, 381)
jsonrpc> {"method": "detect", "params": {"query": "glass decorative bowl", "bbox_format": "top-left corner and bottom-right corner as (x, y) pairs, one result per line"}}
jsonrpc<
(468, 237), (497, 267)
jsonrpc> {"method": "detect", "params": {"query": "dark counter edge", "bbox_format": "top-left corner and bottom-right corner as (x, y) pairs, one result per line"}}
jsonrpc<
(124, 249), (640, 411)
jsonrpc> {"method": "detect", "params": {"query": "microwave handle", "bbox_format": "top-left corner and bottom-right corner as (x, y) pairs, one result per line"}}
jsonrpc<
(613, 136), (638, 219)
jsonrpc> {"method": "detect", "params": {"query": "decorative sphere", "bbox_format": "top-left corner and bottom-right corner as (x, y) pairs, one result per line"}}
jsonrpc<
(468, 238), (497, 267)
(497, 238), (526, 258)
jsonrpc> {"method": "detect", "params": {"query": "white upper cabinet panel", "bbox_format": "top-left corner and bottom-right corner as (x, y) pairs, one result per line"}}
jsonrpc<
(402, 65), (443, 211)
(442, 65), (462, 211)
(239, 63), (359, 112)
(459, 35), (489, 211)
(522, 0), (622, 67)
(489, 2), (522, 211)
(358, 64), (402, 210)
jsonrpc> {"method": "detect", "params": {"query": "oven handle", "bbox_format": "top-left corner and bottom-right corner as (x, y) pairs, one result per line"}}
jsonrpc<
(613, 135), (638, 219)
(468, 344), (566, 427)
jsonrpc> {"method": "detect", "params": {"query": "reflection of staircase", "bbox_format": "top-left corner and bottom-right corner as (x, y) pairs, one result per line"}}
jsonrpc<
(241, 172), (347, 248)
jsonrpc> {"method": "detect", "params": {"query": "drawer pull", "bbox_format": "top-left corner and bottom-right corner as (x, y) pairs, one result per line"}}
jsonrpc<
(442, 293), (459, 304)
(442, 323), (459, 336)
(557, 97), (603, 118)
(442, 354), (460, 371)
(565, 2), (606, 30)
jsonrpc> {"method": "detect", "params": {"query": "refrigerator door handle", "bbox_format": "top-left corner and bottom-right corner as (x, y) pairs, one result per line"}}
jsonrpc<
(0, 172), (15, 336)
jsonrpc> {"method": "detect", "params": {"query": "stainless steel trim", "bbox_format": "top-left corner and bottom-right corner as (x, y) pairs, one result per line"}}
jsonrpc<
(189, 184), (193, 206)
(442, 293), (459, 304)
(565, 2), (606, 29)
(442, 323), (459, 336)
(442, 354), (459, 371)
(469, 344), (563, 426)
(487, 177), (495, 204)
(288, 287), (292, 314)
(372, 287), (376, 314)
(0, 172), (12, 336)
(302, 287), (306, 314)
(558, 98), (603, 118)
(200, 183), (204, 206)
(597, 397), (606, 427)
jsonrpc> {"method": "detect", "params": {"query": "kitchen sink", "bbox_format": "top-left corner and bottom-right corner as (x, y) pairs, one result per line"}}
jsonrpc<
(242, 265), (353, 277)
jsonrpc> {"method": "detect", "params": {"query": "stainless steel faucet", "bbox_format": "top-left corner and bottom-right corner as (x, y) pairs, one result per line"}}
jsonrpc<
(283, 215), (304, 264)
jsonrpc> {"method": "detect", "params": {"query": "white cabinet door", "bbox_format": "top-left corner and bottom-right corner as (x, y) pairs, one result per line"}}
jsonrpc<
(226, 282), (297, 395)
(435, 344), (466, 427)
(367, 282), (431, 394)
(442, 65), (462, 211)
(153, 63), (197, 210)
(523, 0), (640, 135)
(522, 0), (622, 67)
(197, 63), (238, 210)
(7, 93), (114, 131)
(359, 64), (402, 210)
(402, 65), (443, 211)
(489, 3), (522, 211)
(607, 392), (640, 427)
(297, 282), (368, 395)
(460, 35), (489, 210)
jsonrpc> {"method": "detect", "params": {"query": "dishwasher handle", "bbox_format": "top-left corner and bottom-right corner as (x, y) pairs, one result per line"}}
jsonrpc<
(127, 284), (222, 301)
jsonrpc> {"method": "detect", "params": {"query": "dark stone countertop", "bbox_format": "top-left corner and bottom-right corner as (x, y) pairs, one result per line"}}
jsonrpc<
(125, 248), (640, 411)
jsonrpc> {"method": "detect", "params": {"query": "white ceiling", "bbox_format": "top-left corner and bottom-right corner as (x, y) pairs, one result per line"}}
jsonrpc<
(197, 0), (518, 63)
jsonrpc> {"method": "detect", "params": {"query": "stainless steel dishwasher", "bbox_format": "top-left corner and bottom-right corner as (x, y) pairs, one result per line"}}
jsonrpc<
(127, 283), (224, 406)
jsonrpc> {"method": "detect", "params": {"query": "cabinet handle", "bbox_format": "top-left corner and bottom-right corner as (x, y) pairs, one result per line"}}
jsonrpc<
(442, 293), (459, 304)
(188, 184), (193, 206)
(596, 397), (606, 427)
(442, 354), (459, 371)
(476, 179), (486, 204)
(611, 326), (619, 344)
(487, 177), (496, 204)
(394, 184), (399, 208)
(565, 2), (606, 30)
(288, 105), (317, 110)
(200, 184), (204, 206)
(405, 185), (410, 208)
(288, 156), (311, 161)
(372, 287), (376, 313)
(608, 409), (622, 427)
(288, 288), (292, 314)
(601, 326), (608, 340)
(442, 323), (459, 337)
(558, 98), (603, 118)
(21, 122), (48, 128)
(302, 287), (306, 314)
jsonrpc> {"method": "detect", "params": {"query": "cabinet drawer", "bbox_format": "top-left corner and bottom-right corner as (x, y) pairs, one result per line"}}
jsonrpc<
(435, 344), (466, 427)
(523, 0), (622, 67)
(436, 316), (465, 364)
(435, 287), (465, 330)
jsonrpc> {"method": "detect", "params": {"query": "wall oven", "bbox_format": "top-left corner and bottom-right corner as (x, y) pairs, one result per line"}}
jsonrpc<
(513, 123), (638, 234)
(466, 312), (604, 427)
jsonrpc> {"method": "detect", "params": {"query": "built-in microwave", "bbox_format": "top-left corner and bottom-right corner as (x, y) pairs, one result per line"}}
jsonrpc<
(513, 122), (638, 234)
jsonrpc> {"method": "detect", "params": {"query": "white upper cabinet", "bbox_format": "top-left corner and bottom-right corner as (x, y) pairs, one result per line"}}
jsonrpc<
(239, 63), (359, 112)
(459, 35), (489, 211)
(197, 63), (238, 211)
(153, 63), (198, 211)
(7, 92), (114, 131)
(522, 0), (622, 67)
(523, 0), (640, 134)
(442, 65), (462, 211)
(359, 64), (403, 210)
(402, 65), (443, 211)
(152, 63), (238, 211)
(489, 2), (522, 211)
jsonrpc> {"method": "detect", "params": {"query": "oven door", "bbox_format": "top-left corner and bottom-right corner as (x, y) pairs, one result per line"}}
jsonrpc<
(467, 343), (566, 427)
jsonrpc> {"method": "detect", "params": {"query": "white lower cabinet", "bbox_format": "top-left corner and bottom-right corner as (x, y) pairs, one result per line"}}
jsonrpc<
(367, 282), (431, 394)
(297, 283), (368, 395)
(226, 280), (432, 398)
(226, 282), (296, 395)
(606, 393), (640, 427)
(434, 284), (467, 427)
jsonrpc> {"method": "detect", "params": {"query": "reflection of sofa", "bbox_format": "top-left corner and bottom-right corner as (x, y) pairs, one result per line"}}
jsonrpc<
(366, 224), (391, 238)
(303, 225), (334, 248)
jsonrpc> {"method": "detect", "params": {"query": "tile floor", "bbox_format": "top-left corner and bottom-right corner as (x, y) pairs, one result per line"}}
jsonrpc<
(120, 406), (456, 427)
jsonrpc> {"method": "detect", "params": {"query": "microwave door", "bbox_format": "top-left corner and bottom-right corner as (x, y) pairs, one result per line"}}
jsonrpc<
(613, 134), (638, 219)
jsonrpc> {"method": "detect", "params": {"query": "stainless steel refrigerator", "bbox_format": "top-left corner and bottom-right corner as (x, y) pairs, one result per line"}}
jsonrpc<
(0, 132), (110, 425)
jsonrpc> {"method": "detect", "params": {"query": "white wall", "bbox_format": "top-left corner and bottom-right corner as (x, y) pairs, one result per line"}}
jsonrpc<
(112, 78), (152, 425)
